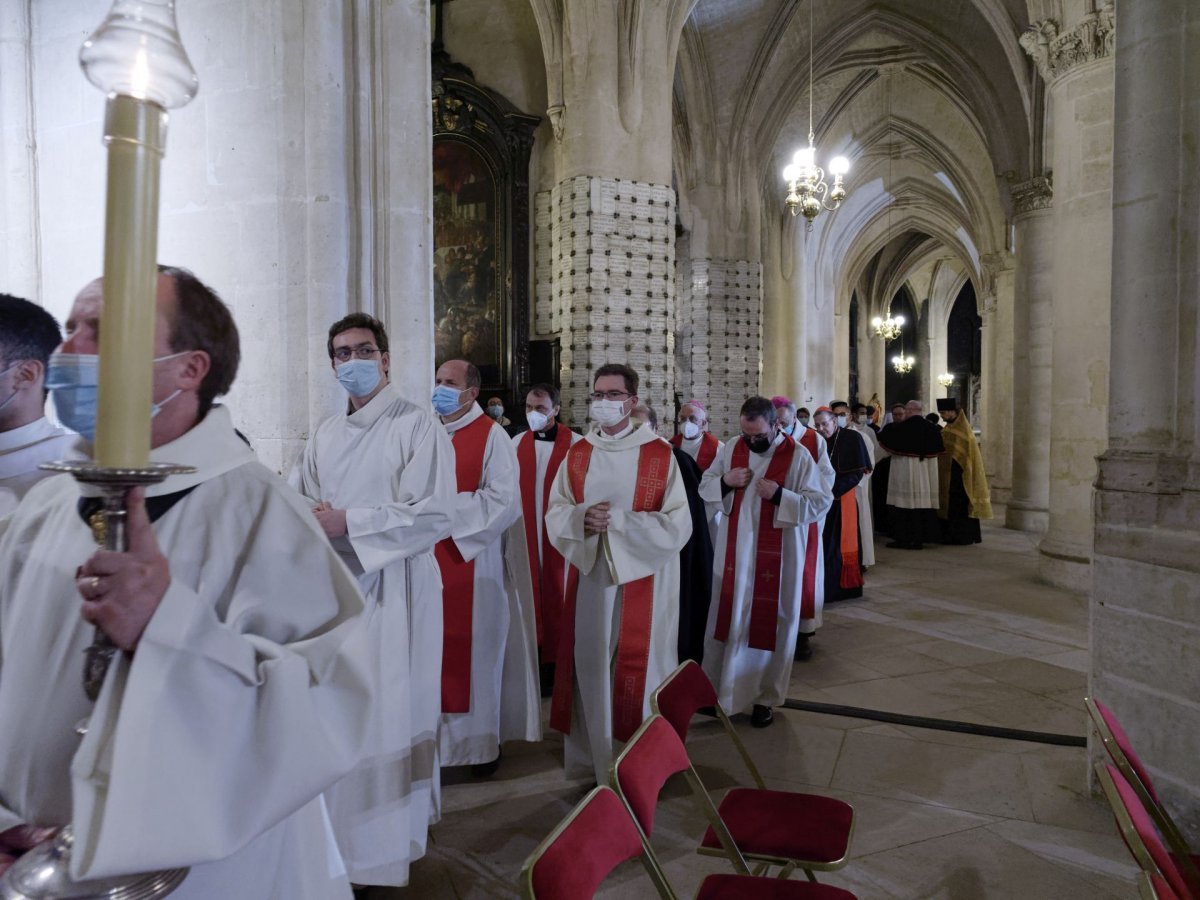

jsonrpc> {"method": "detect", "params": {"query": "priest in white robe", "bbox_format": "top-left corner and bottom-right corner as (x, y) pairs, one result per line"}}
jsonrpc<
(700, 396), (832, 727)
(504, 382), (581, 708)
(433, 359), (527, 772)
(0, 295), (78, 518)
(290, 313), (456, 887)
(0, 271), (372, 899)
(544, 364), (692, 783)
(849, 402), (880, 568)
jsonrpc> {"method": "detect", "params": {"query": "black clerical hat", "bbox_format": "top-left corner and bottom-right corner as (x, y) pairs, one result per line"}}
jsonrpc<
(936, 398), (958, 412)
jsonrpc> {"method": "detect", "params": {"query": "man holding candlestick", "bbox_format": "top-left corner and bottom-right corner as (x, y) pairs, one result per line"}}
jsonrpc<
(0, 269), (374, 899)
(291, 313), (457, 888)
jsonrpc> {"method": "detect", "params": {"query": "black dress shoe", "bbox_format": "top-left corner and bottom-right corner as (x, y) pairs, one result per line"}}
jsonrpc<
(471, 748), (502, 778)
(793, 632), (813, 661)
(751, 704), (774, 728)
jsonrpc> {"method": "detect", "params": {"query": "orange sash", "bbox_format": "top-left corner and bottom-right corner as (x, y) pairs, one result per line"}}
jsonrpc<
(434, 413), (497, 714)
(714, 435), (797, 651)
(838, 489), (863, 589)
(549, 438), (672, 741)
(516, 426), (575, 656)
(670, 431), (720, 472)
(798, 429), (822, 620)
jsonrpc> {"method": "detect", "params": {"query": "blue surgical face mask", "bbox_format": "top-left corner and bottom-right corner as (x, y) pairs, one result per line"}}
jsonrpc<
(46, 353), (99, 440)
(0, 362), (20, 415)
(336, 358), (382, 398)
(432, 384), (466, 416)
(46, 351), (191, 442)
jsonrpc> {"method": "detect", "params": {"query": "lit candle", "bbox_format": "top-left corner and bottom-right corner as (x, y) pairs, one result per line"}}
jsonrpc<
(80, 1), (198, 468)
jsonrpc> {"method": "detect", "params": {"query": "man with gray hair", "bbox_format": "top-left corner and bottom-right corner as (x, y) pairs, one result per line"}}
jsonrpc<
(877, 399), (944, 550)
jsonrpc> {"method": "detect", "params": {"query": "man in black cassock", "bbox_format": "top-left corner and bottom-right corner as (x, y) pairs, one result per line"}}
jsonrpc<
(878, 400), (945, 549)
(813, 407), (872, 601)
(631, 403), (714, 663)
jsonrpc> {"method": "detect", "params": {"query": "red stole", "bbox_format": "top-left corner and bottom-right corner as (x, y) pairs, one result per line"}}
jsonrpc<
(670, 431), (719, 472)
(713, 435), (798, 651)
(434, 413), (497, 713)
(549, 437), (672, 741)
(516, 426), (575, 658)
(838, 490), (863, 589)
(798, 428), (822, 620)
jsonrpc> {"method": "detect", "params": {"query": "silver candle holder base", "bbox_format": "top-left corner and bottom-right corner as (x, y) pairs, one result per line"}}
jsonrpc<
(0, 461), (195, 899)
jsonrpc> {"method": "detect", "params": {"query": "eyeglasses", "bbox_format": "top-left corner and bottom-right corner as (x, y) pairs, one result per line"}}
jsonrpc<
(333, 344), (381, 362)
(589, 391), (631, 401)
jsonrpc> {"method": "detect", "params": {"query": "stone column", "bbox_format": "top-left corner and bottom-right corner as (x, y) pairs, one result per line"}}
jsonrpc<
(980, 255), (1015, 513)
(374, 0), (436, 405)
(0, 4), (38, 301)
(1092, 0), (1200, 842)
(1006, 177), (1054, 533)
(676, 258), (762, 431)
(1023, 8), (1115, 589)
(536, 0), (690, 422)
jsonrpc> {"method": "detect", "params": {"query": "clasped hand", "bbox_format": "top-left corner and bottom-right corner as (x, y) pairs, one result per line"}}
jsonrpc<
(312, 501), (348, 538)
(74, 487), (170, 652)
(723, 467), (779, 500)
(584, 502), (611, 535)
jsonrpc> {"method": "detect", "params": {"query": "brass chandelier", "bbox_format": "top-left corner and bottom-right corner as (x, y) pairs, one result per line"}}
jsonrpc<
(783, 1), (849, 229)
(871, 312), (904, 341)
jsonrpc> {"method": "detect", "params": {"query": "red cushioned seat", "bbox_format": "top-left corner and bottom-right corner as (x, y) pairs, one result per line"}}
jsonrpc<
(696, 874), (857, 900)
(700, 788), (854, 863)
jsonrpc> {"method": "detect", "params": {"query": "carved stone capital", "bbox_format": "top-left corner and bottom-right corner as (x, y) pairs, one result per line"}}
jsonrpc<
(1019, 4), (1114, 82)
(1009, 174), (1053, 215)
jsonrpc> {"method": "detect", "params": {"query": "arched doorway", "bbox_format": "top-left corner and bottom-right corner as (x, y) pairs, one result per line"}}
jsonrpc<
(883, 287), (919, 405)
(947, 282), (982, 420)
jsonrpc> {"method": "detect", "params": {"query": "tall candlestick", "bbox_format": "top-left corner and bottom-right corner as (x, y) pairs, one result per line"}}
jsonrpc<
(94, 93), (167, 468)
(79, 0), (198, 467)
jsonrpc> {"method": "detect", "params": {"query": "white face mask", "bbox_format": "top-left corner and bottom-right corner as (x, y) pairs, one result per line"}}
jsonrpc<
(836, 414), (848, 428)
(526, 410), (551, 432)
(590, 398), (629, 428)
(680, 421), (701, 440)
(857, 414), (869, 426)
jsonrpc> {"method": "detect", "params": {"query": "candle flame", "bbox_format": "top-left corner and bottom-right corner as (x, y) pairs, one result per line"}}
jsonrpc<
(130, 47), (150, 100)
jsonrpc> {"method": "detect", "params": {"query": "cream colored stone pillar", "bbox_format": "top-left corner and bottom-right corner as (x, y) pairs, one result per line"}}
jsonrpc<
(1024, 11), (1115, 589)
(1006, 178), (1054, 533)
(534, 0), (691, 422)
(0, 4), (38, 301)
(980, 255), (1015, 513)
(1092, 0), (1200, 842)
(373, 0), (435, 404)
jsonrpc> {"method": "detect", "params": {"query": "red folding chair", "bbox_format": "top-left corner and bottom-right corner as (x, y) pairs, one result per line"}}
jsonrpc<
(650, 660), (855, 879)
(1087, 697), (1200, 896)
(519, 781), (857, 899)
(1139, 871), (1181, 900)
(1095, 762), (1195, 900)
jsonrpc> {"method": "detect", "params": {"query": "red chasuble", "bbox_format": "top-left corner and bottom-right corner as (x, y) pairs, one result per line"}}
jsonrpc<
(435, 413), (498, 713)
(797, 428), (822, 620)
(713, 435), (798, 651)
(549, 438), (672, 741)
(670, 431), (720, 472)
(516, 426), (575, 657)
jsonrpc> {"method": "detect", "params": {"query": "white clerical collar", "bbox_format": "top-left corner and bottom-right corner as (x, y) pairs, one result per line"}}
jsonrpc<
(595, 420), (635, 441)
(0, 416), (66, 453)
(345, 382), (404, 428)
(443, 401), (484, 434)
